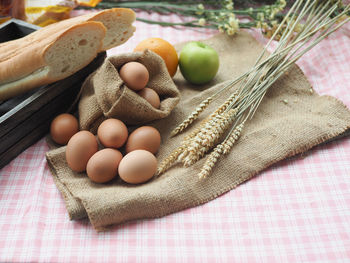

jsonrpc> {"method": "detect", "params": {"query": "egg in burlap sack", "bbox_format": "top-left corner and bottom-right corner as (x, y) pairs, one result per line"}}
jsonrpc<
(78, 49), (180, 133)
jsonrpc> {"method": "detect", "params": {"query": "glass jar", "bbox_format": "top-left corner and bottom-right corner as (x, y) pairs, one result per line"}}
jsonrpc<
(0, 0), (26, 20)
(0, 0), (13, 16)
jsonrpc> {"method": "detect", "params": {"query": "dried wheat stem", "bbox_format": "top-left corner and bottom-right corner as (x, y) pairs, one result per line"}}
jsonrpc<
(171, 79), (243, 138)
(196, 1), (346, 179)
(177, 116), (214, 161)
(198, 120), (245, 179)
(157, 123), (205, 175)
(198, 144), (224, 179)
(157, 125), (203, 175)
(222, 121), (246, 154)
(156, 146), (185, 176)
(179, 125), (209, 164)
(182, 109), (237, 166)
(170, 89), (238, 137)
(159, 0), (350, 177)
(170, 97), (213, 137)
(215, 90), (239, 115)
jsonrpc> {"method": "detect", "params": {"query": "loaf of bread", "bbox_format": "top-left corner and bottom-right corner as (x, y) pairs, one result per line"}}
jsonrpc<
(0, 8), (136, 53)
(0, 8), (136, 101)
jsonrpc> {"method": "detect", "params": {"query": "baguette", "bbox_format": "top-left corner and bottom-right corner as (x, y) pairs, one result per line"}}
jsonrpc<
(0, 21), (106, 100)
(0, 8), (136, 101)
(0, 8), (136, 53)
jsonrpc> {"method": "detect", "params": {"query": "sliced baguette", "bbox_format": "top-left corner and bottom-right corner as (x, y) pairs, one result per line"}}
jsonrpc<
(78, 8), (136, 50)
(0, 21), (106, 100)
(0, 8), (136, 101)
(0, 8), (136, 58)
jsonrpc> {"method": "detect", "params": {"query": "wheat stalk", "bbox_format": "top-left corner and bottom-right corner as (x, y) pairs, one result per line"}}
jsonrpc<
(181, 108), (238, 167)
(158, 0), (350, 178)
(170, 78), (243, 137)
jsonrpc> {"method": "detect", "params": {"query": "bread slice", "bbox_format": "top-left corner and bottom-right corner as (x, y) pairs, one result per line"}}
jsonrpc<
(0, 21), (106, 100)
(77, 8), (136, 50)
(0, 8), (136, 101)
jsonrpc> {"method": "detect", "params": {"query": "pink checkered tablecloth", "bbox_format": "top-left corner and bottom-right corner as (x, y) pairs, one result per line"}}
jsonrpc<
(1, 10), (350, 263)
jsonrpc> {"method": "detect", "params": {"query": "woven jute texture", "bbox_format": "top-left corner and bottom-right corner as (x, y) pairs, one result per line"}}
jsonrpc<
(46, 31), (350, 231)
(78, 49), (180, 133)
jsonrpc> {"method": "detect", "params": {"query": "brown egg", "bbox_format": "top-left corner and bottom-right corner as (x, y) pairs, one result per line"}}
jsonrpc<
(118, 150), (157, 184)
(65, 131), (98, 172)
(125, 126), (161, 154)
(97, 118), (128, 148)
(50, 113), (79, 145)
(86, 148), (123, 183)
(138, 88), (160, 109)
(119, 61), (149, 91)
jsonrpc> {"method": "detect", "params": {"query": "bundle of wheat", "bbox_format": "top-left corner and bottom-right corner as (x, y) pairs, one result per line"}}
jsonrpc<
(157, 0), (350, 178)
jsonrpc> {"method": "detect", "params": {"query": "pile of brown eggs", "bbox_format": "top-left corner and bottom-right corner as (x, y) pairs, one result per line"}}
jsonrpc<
(119, 61), (160, 108)
(50, 114), (161, 185)
(49, 60), (164, 184)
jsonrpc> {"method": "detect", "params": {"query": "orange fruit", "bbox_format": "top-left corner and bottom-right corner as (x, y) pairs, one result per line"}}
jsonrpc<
(134, 38), (178, 77)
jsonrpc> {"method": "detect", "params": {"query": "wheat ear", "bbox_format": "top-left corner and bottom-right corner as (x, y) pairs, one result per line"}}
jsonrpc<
(222, 121), (246, 154)
(198, 120), (245, 179)
(198, 144), (225, 179)
(178, 110), (223, 162)
(182, 109), (237, 167)
(156, 146), (185, 176)
(157, 126), (202, 175)
(215, 90), (239, 115)
(170, 81), (241, 137)
(170, 97), (213, 137)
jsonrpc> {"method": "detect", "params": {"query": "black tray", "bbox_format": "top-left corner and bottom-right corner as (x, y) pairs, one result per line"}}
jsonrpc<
(0, 19), (106, 169)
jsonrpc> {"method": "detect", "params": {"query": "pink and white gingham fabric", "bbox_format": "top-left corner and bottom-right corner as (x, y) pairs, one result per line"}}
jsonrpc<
(1, 11), (350, 262)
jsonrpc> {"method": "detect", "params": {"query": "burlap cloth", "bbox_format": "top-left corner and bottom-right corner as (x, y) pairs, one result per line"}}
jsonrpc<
(78, 49), (180, 133)
(46, 31), (350, 231)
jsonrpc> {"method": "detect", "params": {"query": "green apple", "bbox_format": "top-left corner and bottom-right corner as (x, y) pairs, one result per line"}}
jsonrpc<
(179, 41), (219, 85)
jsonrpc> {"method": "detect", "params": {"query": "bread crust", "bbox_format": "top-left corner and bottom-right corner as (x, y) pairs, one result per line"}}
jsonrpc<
(0, 8), (136, 100)
(0, 8), (136, 54)
(0, 21), (106, 100)
(0, 21), (105, 84)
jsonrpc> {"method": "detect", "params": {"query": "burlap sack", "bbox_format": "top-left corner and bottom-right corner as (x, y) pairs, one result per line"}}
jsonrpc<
(46, 31), (350, 231)
(78, 49), (180, 133)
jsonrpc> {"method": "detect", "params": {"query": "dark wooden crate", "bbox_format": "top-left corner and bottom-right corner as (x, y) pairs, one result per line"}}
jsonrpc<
(0, 19), (106, 169)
